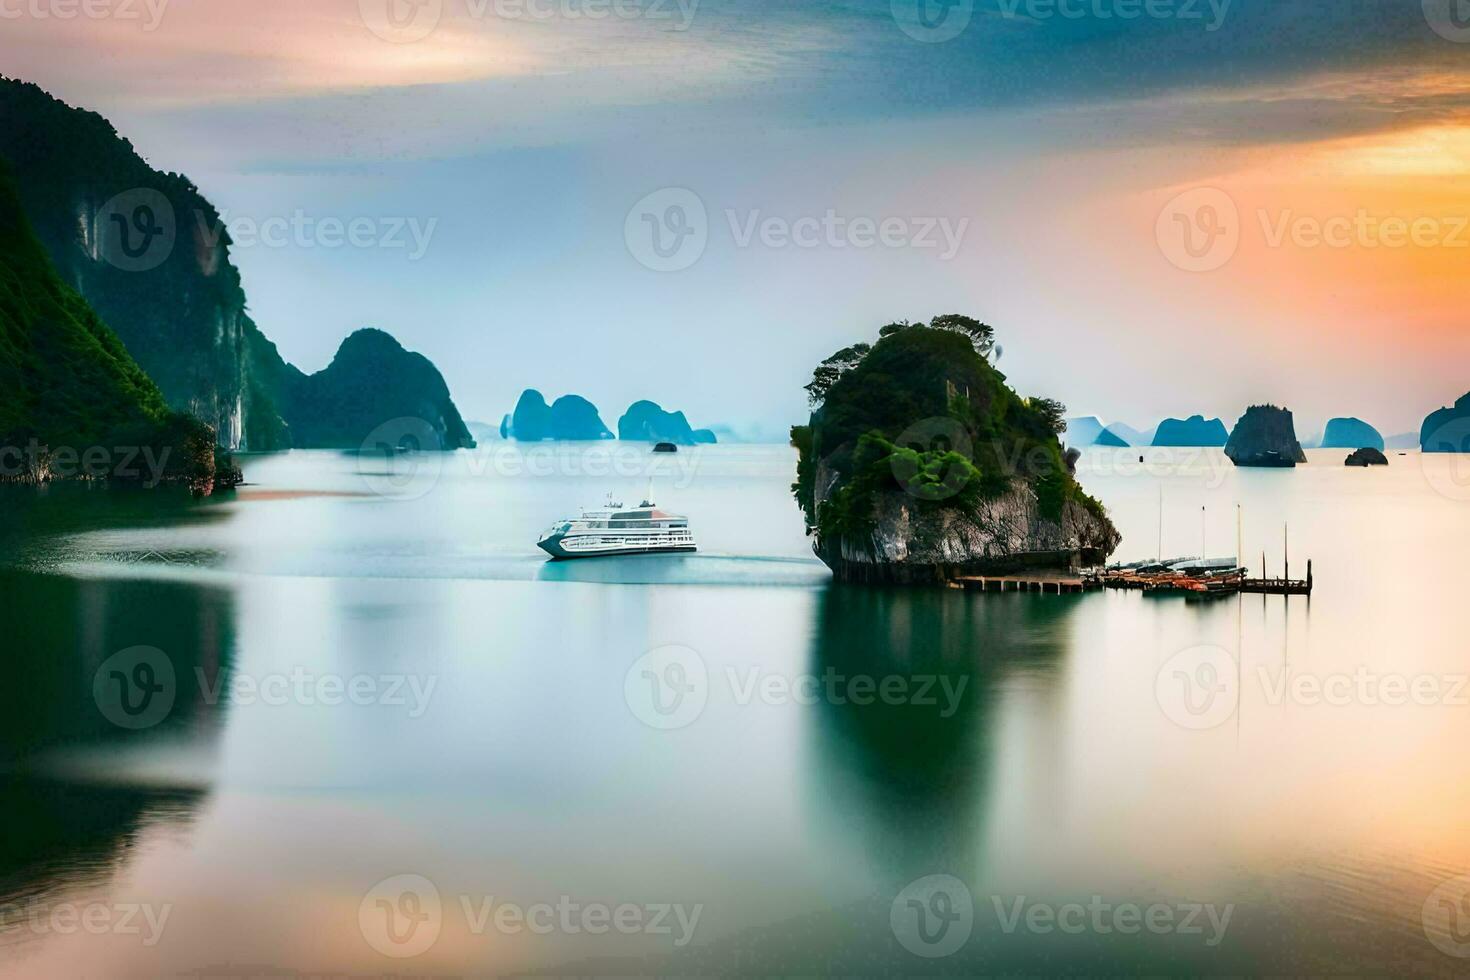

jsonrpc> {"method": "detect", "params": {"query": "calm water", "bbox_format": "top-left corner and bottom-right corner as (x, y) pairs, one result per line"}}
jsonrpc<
(2, 444), (1470, 976)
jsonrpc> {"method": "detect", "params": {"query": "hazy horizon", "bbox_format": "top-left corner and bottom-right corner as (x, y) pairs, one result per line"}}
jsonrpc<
(3, 0), (1467, 439)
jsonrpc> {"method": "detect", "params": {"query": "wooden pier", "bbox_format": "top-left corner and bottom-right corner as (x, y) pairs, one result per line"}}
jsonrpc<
(956, 575), (1099, 595)
(951, 560), (1313, 598)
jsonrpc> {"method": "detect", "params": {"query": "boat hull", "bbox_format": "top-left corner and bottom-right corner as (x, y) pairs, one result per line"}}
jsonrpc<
(537, 530), (697, 560)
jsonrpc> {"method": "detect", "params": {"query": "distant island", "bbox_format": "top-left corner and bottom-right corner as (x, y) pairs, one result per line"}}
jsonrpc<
(619, 401), (717, 445)
(1225, 405), (1307, 467)
(791, 315), (1119, 584)
(1153, 415), (1228, 447)
(1319, 417), (1384, 451)
(1063, 416), (1129, 448)
(1421, 392), (1470, 453)
(501, 390), (614, 441)
(1345, 447), (1388, 467)
(496, 391), (717, 444)
(276, 329), (473, 450)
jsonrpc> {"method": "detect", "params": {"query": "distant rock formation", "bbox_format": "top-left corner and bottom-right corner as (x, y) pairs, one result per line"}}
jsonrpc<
(1225, 405), (1307, 467)
(1320, 417), (1384, 451)
(1153, 415), (1228, 447)
(618, 400), (716, 445)
(1345, 447), (1388, 467)
(281, 329), (475, 450)
(1064, 416), (1129, 448)
(508, 390), (552, 440)
(1105, 422), (1153, 446)
(1421, 392), (1470, 453)
(501, 390), (614, 440)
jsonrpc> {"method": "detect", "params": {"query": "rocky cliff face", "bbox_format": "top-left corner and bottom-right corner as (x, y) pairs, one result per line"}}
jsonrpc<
(1225, 405), (1307, 467)
(618, 400), (716, 444)
(0, 167), (235, 493)
(0, 78), (288, 450)
(282, 329), (474, 450)
(813, 478), (1121, 585)
(1321, 417), (1383, 450)
(1153, 415), (1228, 447)
(1422, 393), (1470, 453)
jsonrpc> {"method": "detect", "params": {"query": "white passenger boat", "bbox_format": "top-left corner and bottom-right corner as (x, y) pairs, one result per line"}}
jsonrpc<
(537, 497), (697, 560)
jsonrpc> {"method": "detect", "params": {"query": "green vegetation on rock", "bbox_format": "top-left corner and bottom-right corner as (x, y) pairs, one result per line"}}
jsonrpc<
(0, 163), (236, 491)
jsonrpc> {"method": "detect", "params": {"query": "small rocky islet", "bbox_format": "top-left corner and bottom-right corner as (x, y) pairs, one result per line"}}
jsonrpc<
(791, 316), (1120, 585)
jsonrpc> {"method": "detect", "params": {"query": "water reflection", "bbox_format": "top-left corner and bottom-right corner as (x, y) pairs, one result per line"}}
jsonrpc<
(0, 491), (237, 934)
(802, 586), (1073, 885)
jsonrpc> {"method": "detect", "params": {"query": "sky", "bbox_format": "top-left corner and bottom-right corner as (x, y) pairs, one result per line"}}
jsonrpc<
(2, 0), (1468, 439)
